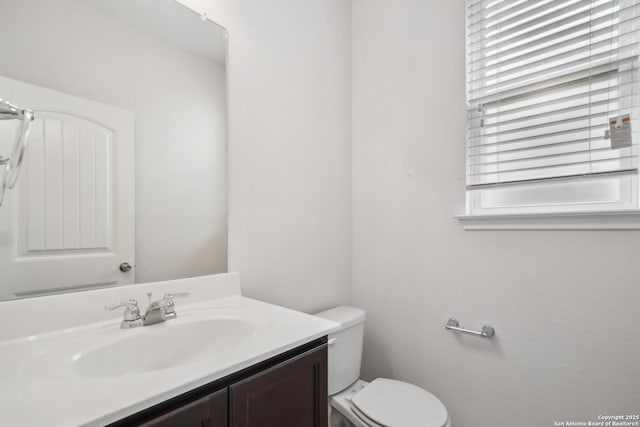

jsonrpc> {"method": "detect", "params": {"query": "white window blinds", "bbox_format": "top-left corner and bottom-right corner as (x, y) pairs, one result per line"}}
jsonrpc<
(466, 0), (640, 189)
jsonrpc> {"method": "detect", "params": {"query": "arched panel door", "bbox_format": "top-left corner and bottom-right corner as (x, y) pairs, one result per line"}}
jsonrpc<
(0, 76), (134, 299)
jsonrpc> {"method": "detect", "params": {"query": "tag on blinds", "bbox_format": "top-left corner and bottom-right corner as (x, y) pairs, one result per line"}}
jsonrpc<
(466, 0), (640, 189)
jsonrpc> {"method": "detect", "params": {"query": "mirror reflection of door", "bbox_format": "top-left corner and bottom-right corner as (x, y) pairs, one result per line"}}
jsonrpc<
(0, 76), (135, 300)
(0, 0), (228, 300)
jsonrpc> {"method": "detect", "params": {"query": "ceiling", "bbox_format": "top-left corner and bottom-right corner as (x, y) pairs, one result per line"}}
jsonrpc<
(79, 0), (227, 65)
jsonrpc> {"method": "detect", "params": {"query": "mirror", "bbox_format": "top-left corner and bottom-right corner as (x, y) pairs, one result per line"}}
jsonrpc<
(0, 0), (228, 300)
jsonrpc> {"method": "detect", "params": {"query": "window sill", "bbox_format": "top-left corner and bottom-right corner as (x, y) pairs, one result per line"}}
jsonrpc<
(455, 210), (640, 230)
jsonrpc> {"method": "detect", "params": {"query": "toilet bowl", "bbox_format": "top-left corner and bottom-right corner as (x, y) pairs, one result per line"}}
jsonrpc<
(315, 306), (450, 427)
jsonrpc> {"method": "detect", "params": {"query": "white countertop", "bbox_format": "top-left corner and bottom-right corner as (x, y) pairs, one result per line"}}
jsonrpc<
(0, 273), (339, 426)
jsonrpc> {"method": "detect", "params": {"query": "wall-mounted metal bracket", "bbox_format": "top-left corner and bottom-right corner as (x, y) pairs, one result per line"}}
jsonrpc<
(446, 318), (495, 338)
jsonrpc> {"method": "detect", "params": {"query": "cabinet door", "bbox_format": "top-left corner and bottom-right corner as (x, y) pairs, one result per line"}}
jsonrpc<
(230, 345), (327, 427)
(139, 388), (227, 427)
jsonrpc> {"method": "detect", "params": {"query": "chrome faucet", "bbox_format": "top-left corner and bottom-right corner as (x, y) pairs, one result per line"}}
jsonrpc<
(105, 292), (190, 329)
(142, 293), (170, 326)
(104, 299), (143, 329)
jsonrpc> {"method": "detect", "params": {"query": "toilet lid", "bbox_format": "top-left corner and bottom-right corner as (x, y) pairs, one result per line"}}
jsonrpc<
(351, 378), (448, 427)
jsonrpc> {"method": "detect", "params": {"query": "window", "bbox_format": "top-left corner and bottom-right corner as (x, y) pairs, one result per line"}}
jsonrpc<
(464, 0), (640, 224)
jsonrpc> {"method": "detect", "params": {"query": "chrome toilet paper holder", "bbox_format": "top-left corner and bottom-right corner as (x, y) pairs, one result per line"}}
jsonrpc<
(445, 318), (495, 338)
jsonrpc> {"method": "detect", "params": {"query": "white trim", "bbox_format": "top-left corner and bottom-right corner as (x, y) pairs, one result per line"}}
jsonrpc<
(456, 210), (640, 230)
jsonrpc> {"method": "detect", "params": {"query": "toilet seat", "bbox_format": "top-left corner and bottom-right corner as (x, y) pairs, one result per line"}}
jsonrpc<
(349, 378), (449, 427)
(351, 403), (386, 427)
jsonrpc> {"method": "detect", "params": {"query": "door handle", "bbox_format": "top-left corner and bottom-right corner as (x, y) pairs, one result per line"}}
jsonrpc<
(119, 262), (132, 272)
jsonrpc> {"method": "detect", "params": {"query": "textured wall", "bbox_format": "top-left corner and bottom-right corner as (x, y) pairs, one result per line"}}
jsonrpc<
(352, 0), (640, 425)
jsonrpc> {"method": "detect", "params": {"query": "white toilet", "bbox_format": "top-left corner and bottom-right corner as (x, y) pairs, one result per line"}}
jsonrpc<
(315, 306), (451, 427)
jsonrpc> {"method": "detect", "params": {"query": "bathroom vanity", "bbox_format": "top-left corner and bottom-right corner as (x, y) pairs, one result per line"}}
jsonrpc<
(0, 273), (338, 426)
(113, 337), (327, 427)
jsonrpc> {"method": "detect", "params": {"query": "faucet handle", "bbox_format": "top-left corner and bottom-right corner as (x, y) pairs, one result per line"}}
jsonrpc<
(162, 292), (190, 320)
(105, 299), (137, 312)
(105, 299), (142, 328)
(163, 292), (190, 300)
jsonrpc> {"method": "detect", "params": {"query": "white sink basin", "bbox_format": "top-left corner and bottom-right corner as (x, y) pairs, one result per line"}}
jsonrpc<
(73, 318), (255, 378)
(0, 274), (340, 427)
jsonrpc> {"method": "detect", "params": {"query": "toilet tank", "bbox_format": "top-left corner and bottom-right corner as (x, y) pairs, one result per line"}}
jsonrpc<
(315, 306), (366, 395)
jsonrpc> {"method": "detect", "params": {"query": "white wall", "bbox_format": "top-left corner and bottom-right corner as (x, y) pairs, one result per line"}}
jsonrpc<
(178, 0), (353, 312)
(0, 0), (227, 283)
(352, 1), (640, 426)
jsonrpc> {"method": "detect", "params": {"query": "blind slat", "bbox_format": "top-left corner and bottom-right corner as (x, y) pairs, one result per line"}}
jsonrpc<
(469, 145), (637, 167)
(467, 123), (614, 147)
(469, 102), (638, 133)
(469, 113), (614, 140)
(469, 57), (637, 105)
(469, 138), (620, 159)
(467, 154), (637, 177)
(467, 0), (557, 32)
(467, 137), (612, 157)
(469, 30), (633, 78)
(468, 46), (638, 93)
(466, 1), (633, 55)
(468, 77), (638, 121)
(467, 0), (594, 38)
(467, 0), (515, 18)
(468, 13), (640, 66)
(465, 169), (637, 190)
(466, 0), (640, 188)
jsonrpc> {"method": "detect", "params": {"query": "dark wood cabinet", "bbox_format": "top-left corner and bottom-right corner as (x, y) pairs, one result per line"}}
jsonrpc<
(108, 337), (327, 427)
(230, 346), (327, 427)
(139, 389), (227, 427)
